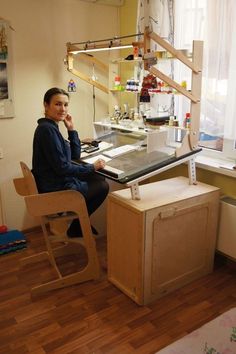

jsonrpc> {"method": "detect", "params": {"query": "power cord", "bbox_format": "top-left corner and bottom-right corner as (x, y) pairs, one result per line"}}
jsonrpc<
(92, 63), (96, 122)
(92, 85), (96, 122)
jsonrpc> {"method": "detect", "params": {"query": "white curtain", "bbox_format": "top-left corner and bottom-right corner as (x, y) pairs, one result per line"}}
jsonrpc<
(223, 1), (236, 139)
(137, 0), (236, 140)
(137, 0), (171, 42)
(137, 0), (174, 118)
(175, 0), (236, 140)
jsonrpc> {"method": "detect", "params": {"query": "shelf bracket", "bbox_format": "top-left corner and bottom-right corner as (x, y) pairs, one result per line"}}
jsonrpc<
(66, 54), (109, 94)
(148, 30), (200, 73)
(149, 66), (199, 103)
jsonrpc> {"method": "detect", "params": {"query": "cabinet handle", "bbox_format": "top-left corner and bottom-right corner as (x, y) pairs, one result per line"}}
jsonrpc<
(159, 202), (209, 219)
(159, 208), (176, 219)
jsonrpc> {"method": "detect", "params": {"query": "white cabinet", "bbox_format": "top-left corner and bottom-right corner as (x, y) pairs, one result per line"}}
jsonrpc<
(217, 197), (236, 260)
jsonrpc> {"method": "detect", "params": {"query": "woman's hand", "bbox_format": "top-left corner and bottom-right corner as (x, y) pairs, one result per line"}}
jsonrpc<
(93, 159), (106, 171)
(63, 114), (74, 131)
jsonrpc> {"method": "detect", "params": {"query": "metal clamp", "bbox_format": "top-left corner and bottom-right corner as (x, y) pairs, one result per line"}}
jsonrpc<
(188, 157), (197, 185)
(130, 183), (141, 200)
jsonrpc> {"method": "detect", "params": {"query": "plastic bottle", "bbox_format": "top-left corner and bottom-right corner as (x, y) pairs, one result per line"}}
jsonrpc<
(130, 78), (135, 91)
(126, 79), (131, 91)
(181, 80), (187, 89)
(173, 117), (179, 127)
(114, 76), (121, 90)
(185, 112), (191, 128)
(169, 115), (175, 126)
(134, 79), (139, 92)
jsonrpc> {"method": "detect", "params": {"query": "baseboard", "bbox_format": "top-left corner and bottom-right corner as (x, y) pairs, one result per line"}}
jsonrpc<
(22, 225), (42, 235)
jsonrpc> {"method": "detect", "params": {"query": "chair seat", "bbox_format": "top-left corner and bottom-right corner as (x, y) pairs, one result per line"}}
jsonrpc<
(45, 211), (77, 221)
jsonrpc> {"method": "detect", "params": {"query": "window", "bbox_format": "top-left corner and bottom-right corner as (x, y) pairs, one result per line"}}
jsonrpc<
(174, 0), (236, 159)
(137, 0), (236, 162)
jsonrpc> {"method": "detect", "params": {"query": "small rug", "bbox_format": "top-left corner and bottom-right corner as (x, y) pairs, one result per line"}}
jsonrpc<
(156, 307), (236, 354)
(0, 230), (27, 255)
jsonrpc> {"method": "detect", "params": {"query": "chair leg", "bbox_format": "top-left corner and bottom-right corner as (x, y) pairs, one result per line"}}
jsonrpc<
(40, 222), (62, 276)
(31, 261), (100, 297)
(52, 243), (82, 257)
(20, 251), (49, 266)
(29, 234), (100, 297)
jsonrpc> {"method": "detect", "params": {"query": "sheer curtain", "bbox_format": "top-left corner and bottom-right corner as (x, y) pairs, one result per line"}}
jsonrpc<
(223, 1), (236, 140)
(137, 0), (174, 118)
(175, 0), (236, 141)
(137, 0), (236, 141)
(137, 0), (172, 42)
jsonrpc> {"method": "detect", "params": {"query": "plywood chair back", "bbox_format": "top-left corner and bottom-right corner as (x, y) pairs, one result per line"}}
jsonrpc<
(13, 161), (100, 297)
(13, 161), (38, 197)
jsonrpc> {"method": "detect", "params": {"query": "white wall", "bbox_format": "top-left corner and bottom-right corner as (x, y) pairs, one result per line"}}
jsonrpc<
(0, 0), (119, 230)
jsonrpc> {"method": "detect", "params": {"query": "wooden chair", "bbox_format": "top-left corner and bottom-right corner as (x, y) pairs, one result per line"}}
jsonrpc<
(13, 161), (100, 296)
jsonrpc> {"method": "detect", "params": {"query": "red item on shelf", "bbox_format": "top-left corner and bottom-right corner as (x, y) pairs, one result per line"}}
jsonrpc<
(0, 225), (8, 234)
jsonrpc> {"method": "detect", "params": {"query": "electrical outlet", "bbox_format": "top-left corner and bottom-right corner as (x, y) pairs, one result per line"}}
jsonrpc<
(0, 148), (3, 159)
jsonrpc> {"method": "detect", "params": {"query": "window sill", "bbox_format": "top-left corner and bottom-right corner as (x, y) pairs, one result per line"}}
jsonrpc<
(195, 155), (236, 178)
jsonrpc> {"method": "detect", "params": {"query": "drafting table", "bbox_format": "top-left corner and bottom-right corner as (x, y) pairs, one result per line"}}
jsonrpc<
(73, 130), (201, 200)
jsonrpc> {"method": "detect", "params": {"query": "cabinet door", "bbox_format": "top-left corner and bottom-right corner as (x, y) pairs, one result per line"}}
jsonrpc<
(144, 198), (217, 304)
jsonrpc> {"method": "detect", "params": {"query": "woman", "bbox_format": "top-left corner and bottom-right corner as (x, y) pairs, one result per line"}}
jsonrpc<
(32, 87), (109, 237)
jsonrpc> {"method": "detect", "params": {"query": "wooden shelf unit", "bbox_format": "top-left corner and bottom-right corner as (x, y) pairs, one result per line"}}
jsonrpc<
(109, 58), (143, 116)
(142, 28), (203, 157)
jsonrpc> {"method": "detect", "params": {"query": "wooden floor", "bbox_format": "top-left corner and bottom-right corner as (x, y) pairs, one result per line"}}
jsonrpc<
(0, 229), (236, 354)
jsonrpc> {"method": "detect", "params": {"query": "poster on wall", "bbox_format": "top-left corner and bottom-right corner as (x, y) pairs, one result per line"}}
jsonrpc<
(0, 19), (14, 118)
(0, 63), (9, 99)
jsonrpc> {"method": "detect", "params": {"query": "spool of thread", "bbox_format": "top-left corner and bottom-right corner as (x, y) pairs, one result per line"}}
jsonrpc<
(133, 46), (139, 59)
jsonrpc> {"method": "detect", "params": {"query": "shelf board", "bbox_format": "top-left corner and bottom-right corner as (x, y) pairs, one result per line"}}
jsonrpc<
(110, 89), (140, 94)
(111, 58), (143, 64)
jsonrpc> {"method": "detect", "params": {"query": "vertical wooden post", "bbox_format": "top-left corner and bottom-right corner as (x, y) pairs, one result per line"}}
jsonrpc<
(143, 26), (150, 70)
(189, 40), (203, 150)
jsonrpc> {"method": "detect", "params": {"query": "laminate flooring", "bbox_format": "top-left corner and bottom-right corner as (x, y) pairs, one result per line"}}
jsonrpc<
(0, 229), (236, 354)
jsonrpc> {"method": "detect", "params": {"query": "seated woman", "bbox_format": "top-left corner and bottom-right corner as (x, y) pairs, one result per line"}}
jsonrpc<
(32, 87), (109, 237)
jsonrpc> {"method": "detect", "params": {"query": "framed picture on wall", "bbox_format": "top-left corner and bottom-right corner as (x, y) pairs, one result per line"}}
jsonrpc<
(0, 19), (14, 118)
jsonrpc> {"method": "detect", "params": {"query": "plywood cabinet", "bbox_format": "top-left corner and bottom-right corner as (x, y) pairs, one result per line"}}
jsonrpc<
(107, 177), (220, 305)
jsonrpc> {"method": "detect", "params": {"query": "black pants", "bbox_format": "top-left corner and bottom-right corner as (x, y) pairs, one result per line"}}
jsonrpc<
(83, 173), (109, 215)
(67, 173), (109, 236)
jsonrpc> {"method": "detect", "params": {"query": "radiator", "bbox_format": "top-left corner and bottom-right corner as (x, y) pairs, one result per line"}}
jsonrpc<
(217, 196), (236, 259)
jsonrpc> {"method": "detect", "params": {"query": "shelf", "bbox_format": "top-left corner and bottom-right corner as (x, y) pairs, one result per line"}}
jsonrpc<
(148, 90), (191, 95)
(110, 89), (140, 93)
(111, 58), (143, 64)
(154, 50), (192, 60)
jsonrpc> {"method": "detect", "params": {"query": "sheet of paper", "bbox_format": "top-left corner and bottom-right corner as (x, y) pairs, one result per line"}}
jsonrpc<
(98, 141), (113, 151)
(147, 130), (168, 153)
(83, 154), (111, 164)
(102, 165), (125, 176)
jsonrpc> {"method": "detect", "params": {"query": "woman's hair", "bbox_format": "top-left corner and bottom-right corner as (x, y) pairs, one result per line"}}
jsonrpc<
(43, 87), (69, 104)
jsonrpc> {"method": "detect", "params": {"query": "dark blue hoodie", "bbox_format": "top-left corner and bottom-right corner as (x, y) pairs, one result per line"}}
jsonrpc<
(32, 118), (94, 196)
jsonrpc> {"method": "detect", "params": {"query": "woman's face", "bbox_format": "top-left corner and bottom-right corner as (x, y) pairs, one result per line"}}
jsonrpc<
(44, 94), (69, 122)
